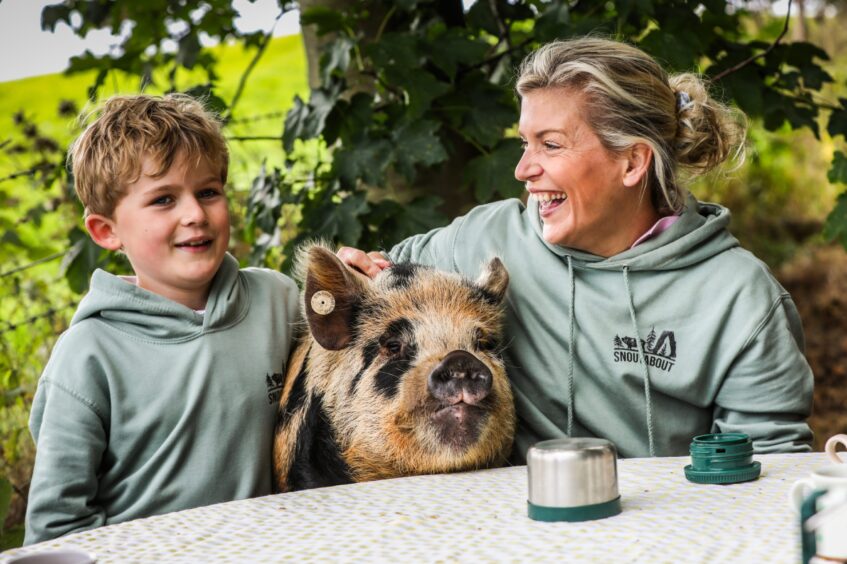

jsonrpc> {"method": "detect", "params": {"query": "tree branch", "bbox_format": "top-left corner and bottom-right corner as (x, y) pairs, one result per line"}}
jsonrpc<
(712, 0), (793, 82)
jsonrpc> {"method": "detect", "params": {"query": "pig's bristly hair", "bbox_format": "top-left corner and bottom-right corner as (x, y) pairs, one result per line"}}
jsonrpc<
(274, 243), (515, 491)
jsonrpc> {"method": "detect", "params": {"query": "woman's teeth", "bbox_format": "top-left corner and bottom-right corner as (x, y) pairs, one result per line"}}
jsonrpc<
(533, 192), (567, 203)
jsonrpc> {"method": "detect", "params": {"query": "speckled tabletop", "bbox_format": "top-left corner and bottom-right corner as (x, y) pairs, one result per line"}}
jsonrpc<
(2, 453), (825, 563)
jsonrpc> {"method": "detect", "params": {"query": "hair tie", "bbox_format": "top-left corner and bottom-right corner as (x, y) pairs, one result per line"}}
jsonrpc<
(676, 91), (691, 111)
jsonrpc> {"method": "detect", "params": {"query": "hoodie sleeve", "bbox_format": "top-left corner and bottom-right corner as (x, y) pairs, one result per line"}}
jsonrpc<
(712, 295), (814, 453)
(25, 345), (108, 545)
(387, 215), (465, 272)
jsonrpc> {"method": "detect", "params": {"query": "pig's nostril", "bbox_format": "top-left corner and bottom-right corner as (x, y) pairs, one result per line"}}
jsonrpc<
(428, 350), (493, 403)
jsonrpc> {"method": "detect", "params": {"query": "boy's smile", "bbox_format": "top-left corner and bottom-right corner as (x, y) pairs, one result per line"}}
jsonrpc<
(86, 152), (230, 310)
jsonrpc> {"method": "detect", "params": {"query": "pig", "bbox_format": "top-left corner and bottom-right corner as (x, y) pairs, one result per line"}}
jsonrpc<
(272, 244), (515, 492)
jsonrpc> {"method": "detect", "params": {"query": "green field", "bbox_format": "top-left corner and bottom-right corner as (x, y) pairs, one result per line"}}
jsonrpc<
(0, 33), (309, 188)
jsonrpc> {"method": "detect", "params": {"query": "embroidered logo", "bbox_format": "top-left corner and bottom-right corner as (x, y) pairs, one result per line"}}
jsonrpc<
(266, 373), (284, 404)
(613, 328), (677, 372)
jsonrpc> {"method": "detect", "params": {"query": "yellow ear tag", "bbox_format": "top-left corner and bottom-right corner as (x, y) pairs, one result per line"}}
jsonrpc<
(310, 290), (336, 315)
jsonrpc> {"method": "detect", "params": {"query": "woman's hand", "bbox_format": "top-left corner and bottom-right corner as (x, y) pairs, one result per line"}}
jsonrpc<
(337, 247), (391, 279)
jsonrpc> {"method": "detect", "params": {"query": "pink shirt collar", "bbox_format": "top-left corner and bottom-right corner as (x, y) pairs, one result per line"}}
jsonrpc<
(630, 215), (680, 249)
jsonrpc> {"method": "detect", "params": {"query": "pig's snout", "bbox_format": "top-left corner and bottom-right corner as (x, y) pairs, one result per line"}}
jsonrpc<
(428, 350), (492, 405)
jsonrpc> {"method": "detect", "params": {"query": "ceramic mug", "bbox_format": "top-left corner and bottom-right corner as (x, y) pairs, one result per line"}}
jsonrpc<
(791, 466), (847, 562)
(801, 488), (847, 563)
(790, 465), (847, 511)
(825, 434), (847, 464)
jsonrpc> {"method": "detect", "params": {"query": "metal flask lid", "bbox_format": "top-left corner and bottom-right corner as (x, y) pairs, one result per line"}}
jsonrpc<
(527, 437), (622, 522)
(683, 433), (761, 484)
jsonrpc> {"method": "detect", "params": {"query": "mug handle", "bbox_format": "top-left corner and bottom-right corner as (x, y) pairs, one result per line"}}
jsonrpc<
(790, 478), (816, 513)
(825, 434), (847, 464)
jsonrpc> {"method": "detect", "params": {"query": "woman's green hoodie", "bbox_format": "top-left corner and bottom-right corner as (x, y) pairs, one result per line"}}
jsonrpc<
(388, 195), (813, 460)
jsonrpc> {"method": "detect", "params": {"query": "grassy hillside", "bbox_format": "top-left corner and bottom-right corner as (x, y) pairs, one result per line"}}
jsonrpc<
(0, 33), (308, 187)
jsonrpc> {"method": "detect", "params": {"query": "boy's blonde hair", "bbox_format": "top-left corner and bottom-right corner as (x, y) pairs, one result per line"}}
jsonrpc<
(70, 94), (229, 217)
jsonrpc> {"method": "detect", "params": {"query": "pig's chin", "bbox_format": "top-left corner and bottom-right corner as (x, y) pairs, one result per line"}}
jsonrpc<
(430, 403), (487, 451)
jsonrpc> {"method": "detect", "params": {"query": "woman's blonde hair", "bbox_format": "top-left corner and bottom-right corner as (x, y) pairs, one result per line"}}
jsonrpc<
(516, 37), (745, 214)
(69, 93), (229, 217)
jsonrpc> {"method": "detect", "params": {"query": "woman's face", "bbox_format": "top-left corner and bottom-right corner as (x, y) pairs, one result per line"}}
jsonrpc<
(515, 87), (648, 256)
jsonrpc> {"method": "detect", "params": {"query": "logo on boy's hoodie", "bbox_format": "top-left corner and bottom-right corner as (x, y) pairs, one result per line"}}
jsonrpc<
(266, 373), (284, 404)
(613, 328), (676, 372)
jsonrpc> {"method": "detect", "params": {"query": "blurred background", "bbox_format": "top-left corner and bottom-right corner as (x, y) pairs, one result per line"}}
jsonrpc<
(1, 0), (846, 548)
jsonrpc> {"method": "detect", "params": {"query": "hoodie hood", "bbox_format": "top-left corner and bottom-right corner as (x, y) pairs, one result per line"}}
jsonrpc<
(527, 192), (740, 270)
(71, 253), (248, 341)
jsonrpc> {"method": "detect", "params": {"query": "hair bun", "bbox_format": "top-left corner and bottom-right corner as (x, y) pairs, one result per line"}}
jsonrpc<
(669, 73), (746, 174)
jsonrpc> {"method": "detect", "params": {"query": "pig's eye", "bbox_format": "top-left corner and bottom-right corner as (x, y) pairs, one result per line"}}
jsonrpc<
(474, 328), (499, 352)
(383, 338), (403, 356)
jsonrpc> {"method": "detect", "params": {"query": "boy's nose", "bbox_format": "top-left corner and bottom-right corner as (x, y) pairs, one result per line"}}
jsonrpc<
(180, 198), (208, 225)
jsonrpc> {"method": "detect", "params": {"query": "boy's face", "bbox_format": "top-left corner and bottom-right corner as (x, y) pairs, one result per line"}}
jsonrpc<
(87, 152), (230, 309)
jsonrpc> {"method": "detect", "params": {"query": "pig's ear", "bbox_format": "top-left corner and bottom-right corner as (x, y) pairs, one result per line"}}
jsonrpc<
(304, 246), (367, 350)
(476, 257), (509, 305)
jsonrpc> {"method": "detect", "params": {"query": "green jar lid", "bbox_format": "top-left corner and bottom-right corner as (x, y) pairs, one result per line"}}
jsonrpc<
(684, 433), (761, 485)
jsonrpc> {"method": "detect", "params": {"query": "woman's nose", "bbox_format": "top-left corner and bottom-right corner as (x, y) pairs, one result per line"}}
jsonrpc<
(514, 149), (541, 182)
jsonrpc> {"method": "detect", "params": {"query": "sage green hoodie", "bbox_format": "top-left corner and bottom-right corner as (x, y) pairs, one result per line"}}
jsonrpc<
(389, 195), (813, 461)
(25, 254), (300, 544)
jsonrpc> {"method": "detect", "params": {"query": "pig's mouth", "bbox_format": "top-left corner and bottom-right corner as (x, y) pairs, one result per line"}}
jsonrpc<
(430, 401), (489, 450)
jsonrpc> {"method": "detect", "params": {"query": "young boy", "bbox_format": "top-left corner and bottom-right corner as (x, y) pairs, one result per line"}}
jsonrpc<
(25, 94), (300, 544)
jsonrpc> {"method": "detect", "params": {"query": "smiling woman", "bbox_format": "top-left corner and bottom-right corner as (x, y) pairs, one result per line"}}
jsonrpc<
(338, 36), (814, 463)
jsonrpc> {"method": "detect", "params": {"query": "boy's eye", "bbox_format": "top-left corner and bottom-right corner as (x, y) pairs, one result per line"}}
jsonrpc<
(151, 195), (173, 206)
(198, 188), (222, 199)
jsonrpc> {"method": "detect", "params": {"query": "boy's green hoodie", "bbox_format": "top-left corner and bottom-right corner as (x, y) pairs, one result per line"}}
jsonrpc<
(389, 195), (813, 460)
(26, 254), (300, 544)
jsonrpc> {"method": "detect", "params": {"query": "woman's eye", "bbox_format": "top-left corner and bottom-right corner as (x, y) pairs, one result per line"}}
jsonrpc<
(543, 141), (561, 150)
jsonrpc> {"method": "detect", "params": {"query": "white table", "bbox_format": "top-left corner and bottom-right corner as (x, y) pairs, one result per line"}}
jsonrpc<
(2, 453), (823, 563)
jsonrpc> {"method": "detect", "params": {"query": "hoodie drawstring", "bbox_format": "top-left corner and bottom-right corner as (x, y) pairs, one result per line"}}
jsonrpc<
(566, 255), (575, 437)
(622, 266), (656, 457)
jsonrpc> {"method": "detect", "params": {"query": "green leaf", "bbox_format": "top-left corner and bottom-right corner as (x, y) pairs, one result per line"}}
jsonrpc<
(307, 192), (370, 245)
(828, 151), (847, 185)
(283, 82), (343, 152)
(177, 33), (201, 69)
(823, 191), (847, 250)
(300, 6), (348, 36)
(61, 228), (106, 294)
(463, 139), (524, 202)
(426, 30), (488, 79)
(366, 196), (447, 246)
(440, 74), (516, 149)
(2, 230), (24, 247)
(828, 99), (847, 140)
(320, 37), (354, 84)
(391, 70), (450, 119)
(40, 4), (71, 32)
(391, 120), (448, 182)
(0, 477), (11, 533)
(333, 138), (394, 188)
(714, 66), (764, 117)
(534, 3), (571, 42)
(183, 84), (228, 117)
